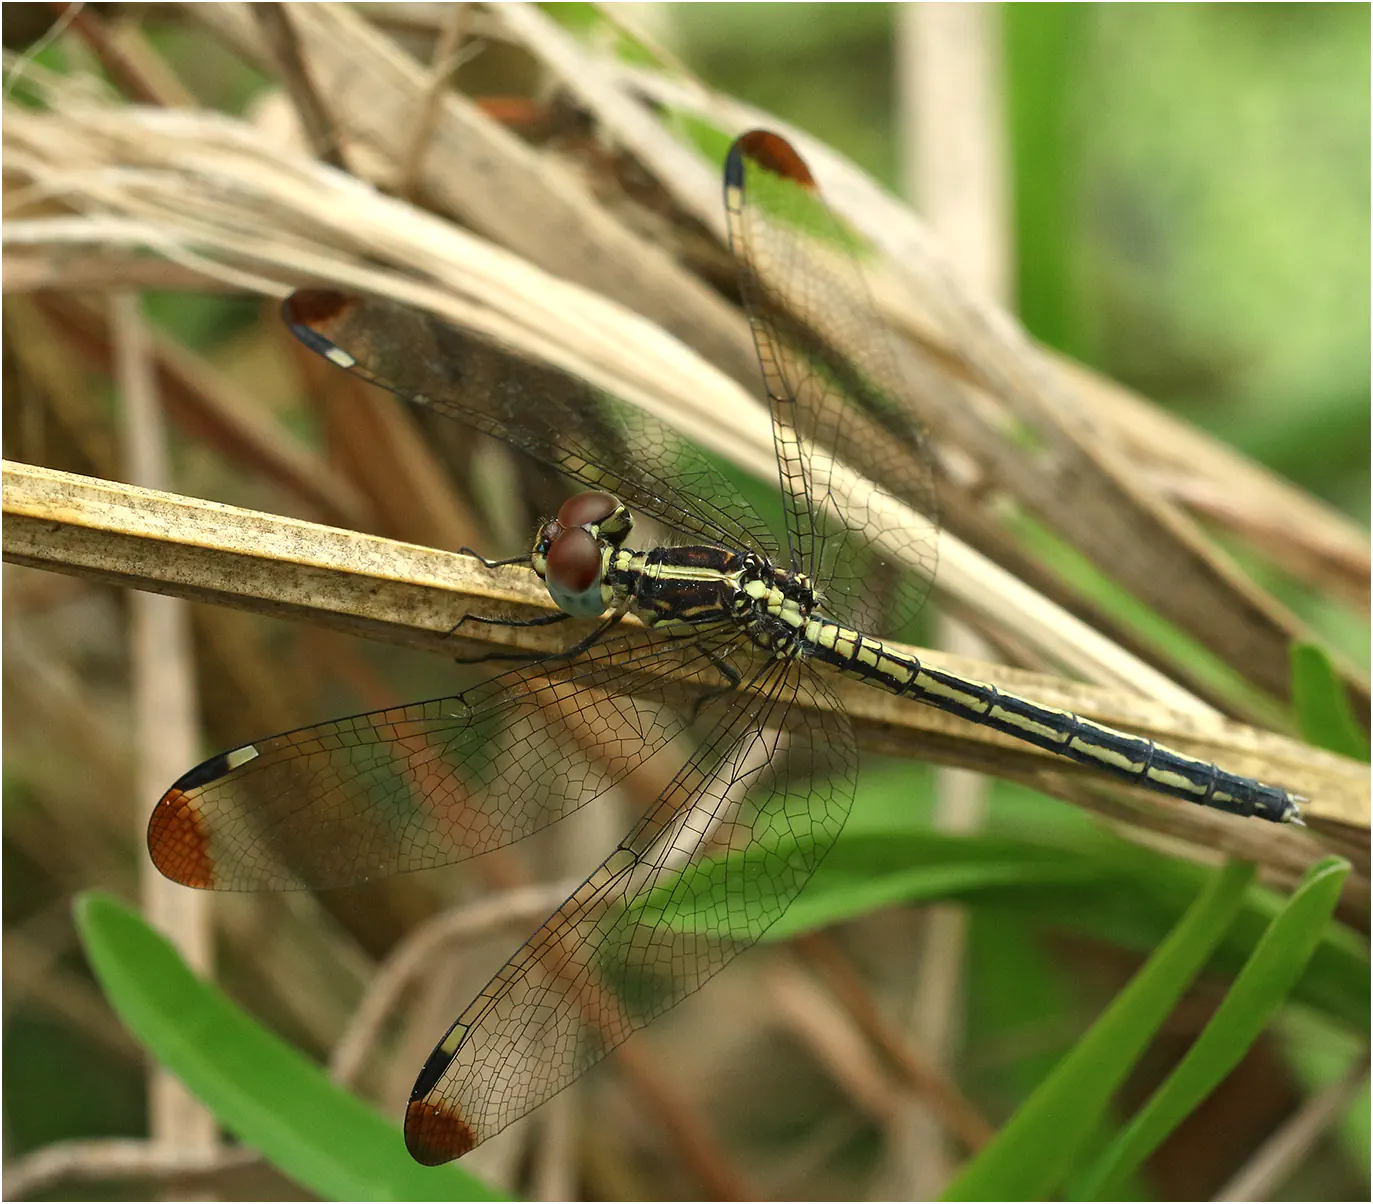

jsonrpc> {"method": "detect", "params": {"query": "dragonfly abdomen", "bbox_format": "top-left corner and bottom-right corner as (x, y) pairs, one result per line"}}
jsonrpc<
(806, 623), (1300, 824)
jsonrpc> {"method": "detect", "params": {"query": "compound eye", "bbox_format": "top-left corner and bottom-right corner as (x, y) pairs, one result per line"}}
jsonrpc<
(556, 492), (618, 530)
(544, 527), (605, 616)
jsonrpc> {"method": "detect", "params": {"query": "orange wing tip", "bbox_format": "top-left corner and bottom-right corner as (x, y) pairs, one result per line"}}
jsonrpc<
(405, 1098), (477, 1166)
(733, 129), (816, 189)
(147, 788), (215, 889)
(281, 288), (352, 329)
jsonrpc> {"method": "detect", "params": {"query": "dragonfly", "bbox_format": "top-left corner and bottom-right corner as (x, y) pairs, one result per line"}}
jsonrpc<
(148, 130), (1303, 1166)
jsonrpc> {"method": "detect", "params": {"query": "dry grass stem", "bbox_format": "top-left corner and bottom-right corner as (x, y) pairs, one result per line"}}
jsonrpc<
(5, 460), (1363, 844)
(888, 3), (1005, 1192)
(769, 957), (908, 1124)
(252, 3), (348, 171)
(6, 70), (1360, 727)
(394, 2), (475, 201)
(1213, 1060), (1370, 1201)
(329, 880), (579, 1089)
(794, 933), (996, 1154)
(3, 1139), (261, 1201)
(113, 292), (218, 1156)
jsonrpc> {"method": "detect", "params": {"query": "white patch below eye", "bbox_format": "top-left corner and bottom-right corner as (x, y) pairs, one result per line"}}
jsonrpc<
(325, 347), (357, 368)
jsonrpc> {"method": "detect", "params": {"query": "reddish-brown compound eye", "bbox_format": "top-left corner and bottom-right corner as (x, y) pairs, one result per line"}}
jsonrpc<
(544, 527), (606, 616)
(556, 491), (618, 529)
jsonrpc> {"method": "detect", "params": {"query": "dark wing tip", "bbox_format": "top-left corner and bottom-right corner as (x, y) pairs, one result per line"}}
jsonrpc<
(281, 289), (360, 356)
(723, 137), (747, 190)
(147, 787), (215, 890)
(405, 1098), (477, 1166)
(730, 129), (817, 190)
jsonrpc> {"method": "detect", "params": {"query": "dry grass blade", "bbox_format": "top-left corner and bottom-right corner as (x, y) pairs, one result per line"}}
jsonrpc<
(1212, 1059), (1370, 1201)
(112, 291), (217, 1159)
(252, 3), (348, 171)
(792, 932), (996, 1153)
(2, 95), (1255, 711)
(3, 1139), (262, 1201)
(1050, 356), (1370, 614)
(57, 4), (168, 108)
(5, 461), (1363, 855)
(329, 880), (580, 1089)
(188, 0), (762, 389)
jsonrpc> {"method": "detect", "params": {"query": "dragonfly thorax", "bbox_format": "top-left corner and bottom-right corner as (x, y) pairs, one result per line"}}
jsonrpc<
(531, 491), (633, 617)
(738, 561), (819, 655)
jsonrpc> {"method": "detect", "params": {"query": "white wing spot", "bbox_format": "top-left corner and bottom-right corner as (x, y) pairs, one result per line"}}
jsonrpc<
(224, 745), (260, 770)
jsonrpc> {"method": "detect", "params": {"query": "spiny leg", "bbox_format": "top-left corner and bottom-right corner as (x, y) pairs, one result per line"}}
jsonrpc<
(689, 643), (743, 722)
(450, 610), (629, 668)
(446, 547), (574, 656)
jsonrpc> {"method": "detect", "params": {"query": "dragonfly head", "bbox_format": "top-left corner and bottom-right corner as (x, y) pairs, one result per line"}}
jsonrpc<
(531, 491), (633, 617)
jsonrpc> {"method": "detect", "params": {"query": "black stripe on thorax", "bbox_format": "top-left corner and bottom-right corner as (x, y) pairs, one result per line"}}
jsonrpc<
(628, 545), (745, 626)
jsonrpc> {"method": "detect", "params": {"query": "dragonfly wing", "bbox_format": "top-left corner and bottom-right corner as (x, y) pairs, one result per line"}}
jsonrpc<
(148, 628), (743, 891)
(403, 660), (856, 1163)
(284, 290), (779, 561)
(724, 130), (940, 640)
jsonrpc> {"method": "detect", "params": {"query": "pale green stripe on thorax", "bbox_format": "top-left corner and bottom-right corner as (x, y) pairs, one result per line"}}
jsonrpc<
(610, 549), (743, 585)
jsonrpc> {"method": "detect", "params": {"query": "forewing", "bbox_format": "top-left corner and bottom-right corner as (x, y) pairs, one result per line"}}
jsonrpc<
(724, 131), (939, 639)
(148, 629), (743, 892)
(403, 662), (856, 1163)
(284, 291), (779, 559)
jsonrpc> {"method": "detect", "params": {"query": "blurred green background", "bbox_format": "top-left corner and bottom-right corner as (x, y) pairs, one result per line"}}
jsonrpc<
(679, 3), (1369, 520)
(670, 0), (1370, 676)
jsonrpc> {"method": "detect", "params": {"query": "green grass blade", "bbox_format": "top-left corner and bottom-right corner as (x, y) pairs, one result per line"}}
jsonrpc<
(940, 859), (1257, 1201)
(645, 822), (1367, 1032)
(74, 892), (502, 1202)
(1069, 856), (1352, 1200)
(1291, 642), (1370, 760)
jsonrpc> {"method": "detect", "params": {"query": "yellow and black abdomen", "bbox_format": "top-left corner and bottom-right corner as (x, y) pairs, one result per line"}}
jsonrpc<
(804, 618), (1300, 824)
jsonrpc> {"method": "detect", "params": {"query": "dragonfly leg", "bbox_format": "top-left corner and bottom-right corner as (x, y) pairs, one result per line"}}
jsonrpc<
(448, 610), (572, 637)
(449, 611), (627, 667)
(447, 548), (573, 642)
(458, 547), (531, 569)
(688, 644), (742, 722)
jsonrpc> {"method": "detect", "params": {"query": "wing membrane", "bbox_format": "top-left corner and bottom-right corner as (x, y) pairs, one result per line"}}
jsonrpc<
(403, 661), (857, 1163)
(285, 290), (779, 560)
(149, 628), (744, 892)
(724, 131), (939, 639)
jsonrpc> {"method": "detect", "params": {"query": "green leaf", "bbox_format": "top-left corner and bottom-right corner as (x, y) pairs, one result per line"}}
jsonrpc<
(637, 821), (1367, 1033)
(1291, 642), (1370, 760)
(940, 859), (1257, 1201)
(74, 893), (502, 1202)
(766, 832), (1106, 938)
(1070, 856), (1352, 1199)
